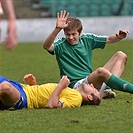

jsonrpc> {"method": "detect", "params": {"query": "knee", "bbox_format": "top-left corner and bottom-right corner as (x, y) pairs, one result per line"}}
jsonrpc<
(116, 51), (127, 62)
(0, 81), (12, 96)
(96, 67), (110, 78)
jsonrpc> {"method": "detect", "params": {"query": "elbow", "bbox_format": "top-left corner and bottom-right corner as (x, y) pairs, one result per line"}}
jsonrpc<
(45, 103), (62, 109)
(43, 43), (47, 50)
(43, 43), (52, 51)
(43, 40), (49, 50)
(45, 105), (54, 109)
(43, 42), (54, 51)
(45, 103), (55, 109)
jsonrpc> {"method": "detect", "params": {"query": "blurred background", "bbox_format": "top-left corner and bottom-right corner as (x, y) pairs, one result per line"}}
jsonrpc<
(1, 0), (133, 42)
(13, 0), (133, 18)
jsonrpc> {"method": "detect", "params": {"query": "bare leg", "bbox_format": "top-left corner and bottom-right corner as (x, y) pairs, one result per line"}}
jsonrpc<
(87, 67), (117, 98)
(0, 81), (20, 105)
(100, 51), (127, 92)
(87, 67), (111, 90)
(103, 51), (127, 77)
(87, 51), (127, 89)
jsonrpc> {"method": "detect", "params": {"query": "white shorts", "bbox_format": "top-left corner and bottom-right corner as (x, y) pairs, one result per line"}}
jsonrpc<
(73, 76), (89, 89)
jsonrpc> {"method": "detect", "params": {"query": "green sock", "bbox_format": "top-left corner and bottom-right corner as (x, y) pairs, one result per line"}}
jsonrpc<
(106, 74), (133, 94)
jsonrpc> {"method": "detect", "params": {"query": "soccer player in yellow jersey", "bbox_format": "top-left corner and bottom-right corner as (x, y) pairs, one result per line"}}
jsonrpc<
(0, 74), (101, 110)
(1, 67), (133, 110)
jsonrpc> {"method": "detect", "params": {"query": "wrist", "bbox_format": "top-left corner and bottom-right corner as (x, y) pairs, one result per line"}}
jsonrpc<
(53, 27), (62, 35)
(55, 27), (62, 31)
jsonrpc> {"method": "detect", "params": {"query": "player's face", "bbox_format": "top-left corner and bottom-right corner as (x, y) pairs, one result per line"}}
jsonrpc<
(83, 83), (100, 98)
(64, 29), (80, 45)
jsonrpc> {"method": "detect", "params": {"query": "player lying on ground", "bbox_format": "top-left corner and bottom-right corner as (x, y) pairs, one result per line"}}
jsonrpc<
(0, 66), (133, 110)
(0, 74), (101, 110)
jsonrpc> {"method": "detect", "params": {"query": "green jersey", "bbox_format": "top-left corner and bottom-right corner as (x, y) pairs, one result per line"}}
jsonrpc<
(49, 33), (106, 88)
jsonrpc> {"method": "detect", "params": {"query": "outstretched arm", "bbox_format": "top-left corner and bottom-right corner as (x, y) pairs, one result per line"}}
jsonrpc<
(43, 10), (69, 51)
(0, 0), (17, 50)
(46, 76), (70, 109)
(23, 74), (37, 85)
(106, 30), (129, 44)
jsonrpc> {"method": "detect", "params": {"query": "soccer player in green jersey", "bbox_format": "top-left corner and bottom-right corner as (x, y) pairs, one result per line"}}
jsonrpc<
(43, 10), (129, 98)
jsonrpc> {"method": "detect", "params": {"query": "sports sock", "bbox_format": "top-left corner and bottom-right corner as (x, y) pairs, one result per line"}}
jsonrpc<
(99, 83), (112, 93)
(99, 83), (106, 92)
(106, 74), (133, 94)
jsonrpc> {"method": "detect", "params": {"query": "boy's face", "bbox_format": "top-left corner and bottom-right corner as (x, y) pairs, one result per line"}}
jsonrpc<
(64, 29), (81, 45)
(83, 83), (100, 99)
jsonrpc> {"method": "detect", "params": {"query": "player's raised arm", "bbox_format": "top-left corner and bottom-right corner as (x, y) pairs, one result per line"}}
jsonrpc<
(43, 10), (69, 51)
(45, 76), (70, 109)
(106, 30), (129, 44)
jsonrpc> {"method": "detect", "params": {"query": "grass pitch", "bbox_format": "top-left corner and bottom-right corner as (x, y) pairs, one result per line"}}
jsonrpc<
(0, 40), (133, 133)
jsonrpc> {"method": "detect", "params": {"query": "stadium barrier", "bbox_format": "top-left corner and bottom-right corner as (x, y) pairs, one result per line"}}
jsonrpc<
(1, 16), (132, 42)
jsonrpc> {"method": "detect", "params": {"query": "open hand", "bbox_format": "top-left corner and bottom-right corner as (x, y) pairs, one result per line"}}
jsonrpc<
(56, 10), (69, 29)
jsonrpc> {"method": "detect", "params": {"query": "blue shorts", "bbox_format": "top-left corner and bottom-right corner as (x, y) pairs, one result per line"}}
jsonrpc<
(0, 76), (27, 110)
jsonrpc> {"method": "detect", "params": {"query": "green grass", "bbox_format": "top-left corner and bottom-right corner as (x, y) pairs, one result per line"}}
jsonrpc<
(0, 40), (133, 133)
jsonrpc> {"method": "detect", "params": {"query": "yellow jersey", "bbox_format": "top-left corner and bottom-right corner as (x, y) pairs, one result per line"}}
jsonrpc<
(21, 83), (82, 109)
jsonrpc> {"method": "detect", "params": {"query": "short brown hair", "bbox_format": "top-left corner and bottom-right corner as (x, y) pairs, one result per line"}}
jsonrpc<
(82, 93), (101, 106)
(64, 17), (83, 34)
